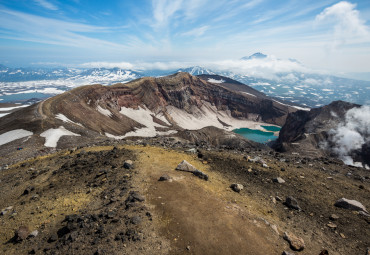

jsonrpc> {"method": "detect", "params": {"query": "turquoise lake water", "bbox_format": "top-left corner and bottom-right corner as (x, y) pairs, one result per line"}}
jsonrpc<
(233, 126), (281, 143)
(261, 125), (281, 132)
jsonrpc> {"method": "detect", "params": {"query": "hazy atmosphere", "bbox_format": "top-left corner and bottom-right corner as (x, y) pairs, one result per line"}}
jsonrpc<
(0, 0), (369, 75)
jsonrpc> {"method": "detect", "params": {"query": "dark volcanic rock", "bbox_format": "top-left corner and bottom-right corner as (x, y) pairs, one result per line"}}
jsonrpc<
(284, 196), (301, 211)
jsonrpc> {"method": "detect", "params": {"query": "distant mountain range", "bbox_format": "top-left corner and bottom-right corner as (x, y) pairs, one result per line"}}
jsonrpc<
(1, 53), (369, 107)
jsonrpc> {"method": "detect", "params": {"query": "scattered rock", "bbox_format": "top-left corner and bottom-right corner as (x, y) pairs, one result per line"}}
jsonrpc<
(283, 232), (305, 251)
(1, 206), (13, 216)
(327, 223), (337, 229)
(329, 214), (339, 221)
(23, 186), (35, 195)
(366, 247), (370, 255)
(175, 160), (197, 172)
(123, 160), (134, 169)
(230, 183), (243, 193)
(130, 216), (142, 225)
(28, 230), (39, 238)
(334, 198), (368, 213)
(275, 196), (283, 202)
(127, 191), (145, 203)
(192, 170), (209, 181)
(280, 167), (286, 171)
(273, 177), (285, 184)
(282, 251), (295, 255)
(187, 148), (197, 154)
(15, 226), (30, 242)
(284, 196), (301, 211)
(158, 174), (171, 181)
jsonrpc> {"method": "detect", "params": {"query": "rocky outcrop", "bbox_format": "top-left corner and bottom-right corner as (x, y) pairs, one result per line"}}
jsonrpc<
(273, 101), (365, 161)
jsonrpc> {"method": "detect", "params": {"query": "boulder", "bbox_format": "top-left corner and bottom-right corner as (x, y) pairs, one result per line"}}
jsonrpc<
(273, 177), (285, 184)
(334, 198), (368, 213)
(283, 232), (305, 251)
(175, 160), (197, 172)
(192, 170), (209, 181)
(123, 160), (134, 169)
(230, 184), (243, 192)
(284, 196), (301, 211)
(15, 226), (30, 242)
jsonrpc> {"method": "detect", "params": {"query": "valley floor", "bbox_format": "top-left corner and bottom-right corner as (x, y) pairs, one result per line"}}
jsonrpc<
(0, 143), (369, 254)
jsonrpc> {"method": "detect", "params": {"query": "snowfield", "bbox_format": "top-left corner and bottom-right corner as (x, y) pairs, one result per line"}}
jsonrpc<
(166, 101), (271, 131)
(0, 129), (33, 146)
(116, 106), (176, 138)
(40, 126), (80, 147)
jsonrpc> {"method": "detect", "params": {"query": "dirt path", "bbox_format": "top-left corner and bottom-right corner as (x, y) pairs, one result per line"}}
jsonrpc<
(129, 145), (283, 254)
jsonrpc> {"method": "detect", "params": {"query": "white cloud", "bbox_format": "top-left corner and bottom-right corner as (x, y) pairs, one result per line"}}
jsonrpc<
(315, 1), (370, 48)
(80, 62), (134, 69)
(0, 9), (124, 49)
(80, 55), (315, 79)
(180, 26), (209, 37)
(152, 0), (183, 28)
(330, 105), (370, 168)
(34, 0), (58, 11)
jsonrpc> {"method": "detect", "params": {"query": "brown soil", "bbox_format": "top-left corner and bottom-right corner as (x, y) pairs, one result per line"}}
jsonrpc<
(0, 144), (369, 255)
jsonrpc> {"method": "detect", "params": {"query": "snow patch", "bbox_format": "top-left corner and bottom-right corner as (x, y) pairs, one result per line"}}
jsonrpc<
(272, 99), (310, 111)
(55, 113), (83, 127)
(40, 126), (80, 147)
(242, 92), (257, 97)
(0, 129), (33, 146)
(96, 105), (113, 117)
(207, 78), (225, 84)
(167, 101), (265, 131)
(0, 105), (29, 111)
(117, 106), (174, 138)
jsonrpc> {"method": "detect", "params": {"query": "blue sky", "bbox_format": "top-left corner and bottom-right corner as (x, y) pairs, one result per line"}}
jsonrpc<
(0, 0), (369, 73)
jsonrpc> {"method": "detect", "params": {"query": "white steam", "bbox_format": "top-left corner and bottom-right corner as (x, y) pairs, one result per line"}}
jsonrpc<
(330, 105), (370, 168)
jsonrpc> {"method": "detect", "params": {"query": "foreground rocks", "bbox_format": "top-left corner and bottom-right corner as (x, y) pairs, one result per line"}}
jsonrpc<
(334, 198), (368, 213)
(284, 196), (301, 211)
(283, 232), (305, 251)
(175, 160), (209, 180)
(230, 183), (244, 192)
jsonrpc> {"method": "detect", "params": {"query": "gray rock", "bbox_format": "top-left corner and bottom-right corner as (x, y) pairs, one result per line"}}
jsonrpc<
(130, 216), (142, 225)
(158, 174), (171, 181)
(284, 196), (301, 210)
(273, 177), (285, 184)
(334, 198), (368, 213)
(175, 160), (197, 172)
(283, 232), (305, 251)
(29, 230), (39, 238)
(15, 226), (30, 242)
(366, 247), (370, 255)
(187, 148), (197, 154)
(123, 160), (134, 169)
(192, 170), (209, 181)
(230, 183), (243, 192)
(329, 214), (339, 221)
